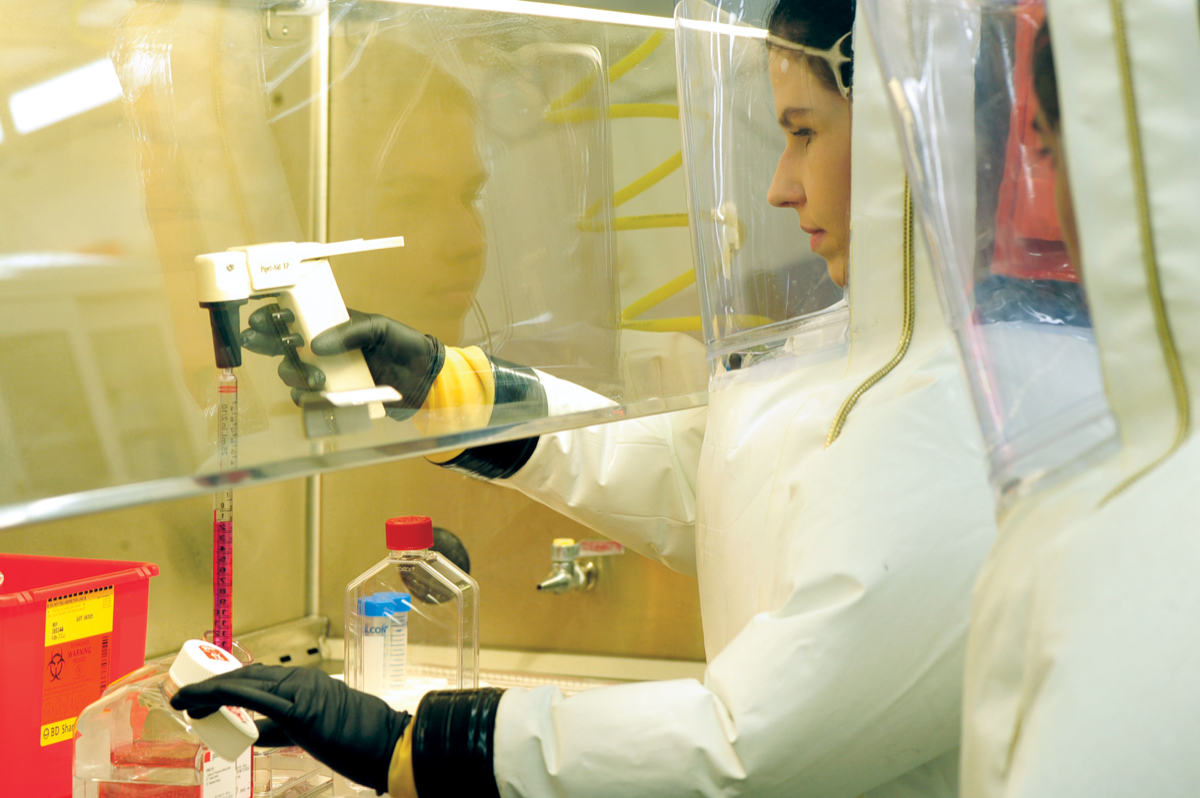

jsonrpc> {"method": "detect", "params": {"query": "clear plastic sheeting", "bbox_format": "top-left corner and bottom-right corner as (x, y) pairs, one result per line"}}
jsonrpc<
(863, 0), (1117, 504)
(322, 3), (621, 391)
(675, 0), (843, 369)
(0, 0), (705, 525)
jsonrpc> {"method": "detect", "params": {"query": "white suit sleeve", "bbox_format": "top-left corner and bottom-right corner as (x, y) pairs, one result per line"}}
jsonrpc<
(492, 576), (968, 798)
(501, 371), (707, 577)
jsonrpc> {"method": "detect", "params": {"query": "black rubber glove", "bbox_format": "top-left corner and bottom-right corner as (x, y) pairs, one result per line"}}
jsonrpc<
(170, 664), (409, 795)
(241, 307), (445, 421)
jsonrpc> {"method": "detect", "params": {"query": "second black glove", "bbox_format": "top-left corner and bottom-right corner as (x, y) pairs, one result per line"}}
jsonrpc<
(170, 664), (409, 795)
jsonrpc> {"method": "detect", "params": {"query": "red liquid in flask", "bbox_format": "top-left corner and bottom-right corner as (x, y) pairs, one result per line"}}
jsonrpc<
(99, 740), (203, 798)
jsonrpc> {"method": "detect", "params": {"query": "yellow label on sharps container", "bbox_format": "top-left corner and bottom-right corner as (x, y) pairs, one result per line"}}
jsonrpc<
(46, 585), (114, 645)
(41, 586), (116, 746)
(40, 717), (78, 747)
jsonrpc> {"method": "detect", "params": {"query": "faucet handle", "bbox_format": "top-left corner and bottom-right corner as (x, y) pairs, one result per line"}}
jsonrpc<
(551, 538), (624, 561)
(551, 538), (582, 563)
(578, 540), (625, 557)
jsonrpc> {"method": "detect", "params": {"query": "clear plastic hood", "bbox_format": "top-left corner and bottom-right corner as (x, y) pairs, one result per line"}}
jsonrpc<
(675, 0), (845, 369)
(862, 0), (1118, 504)
(0, 0), (706, 525)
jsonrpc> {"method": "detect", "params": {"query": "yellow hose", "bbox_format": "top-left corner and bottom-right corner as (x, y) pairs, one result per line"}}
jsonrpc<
(727, 314), (778, 328)
(614, 213), (689, 231)
(547, 30), (668, 112)
(623, 314), (777, 333)
(577, 213), (691, 232)
(585, 151), (683, 219)
(545, 103), (680, 124)
(623, 269), (695, 320)
(609, 30), (669, 82)
(622, 316), (704, 332)
(547, 70), (599, 113)
(542, 30), (696, 333)
(614, 151), (683, 208)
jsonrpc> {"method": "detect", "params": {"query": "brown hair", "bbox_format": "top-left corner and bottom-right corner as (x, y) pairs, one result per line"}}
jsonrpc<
(767, 0), (855, 95)
(1032, 21), (1060, 131)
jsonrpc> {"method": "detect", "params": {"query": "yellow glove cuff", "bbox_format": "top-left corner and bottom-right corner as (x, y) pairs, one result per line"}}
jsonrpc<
(415, 345), (495, 464)
(387, 721), (418, 798)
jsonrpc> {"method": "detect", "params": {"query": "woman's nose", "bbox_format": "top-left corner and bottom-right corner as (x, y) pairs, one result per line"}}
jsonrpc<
(768, 150), (804, 208)
(443, 203), (486, 263)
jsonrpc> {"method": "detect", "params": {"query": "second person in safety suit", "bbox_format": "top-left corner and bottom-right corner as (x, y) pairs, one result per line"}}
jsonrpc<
(863, 1), (1200, 794)
(174, 1), (998, 796)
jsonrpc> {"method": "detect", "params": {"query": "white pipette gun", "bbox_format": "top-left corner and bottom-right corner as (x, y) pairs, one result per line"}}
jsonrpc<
(195, 236), (406, 437)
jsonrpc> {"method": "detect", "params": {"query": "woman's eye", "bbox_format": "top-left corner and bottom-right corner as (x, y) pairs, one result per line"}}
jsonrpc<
(789, 128), (815, 149)
(385, 189), (425, 207)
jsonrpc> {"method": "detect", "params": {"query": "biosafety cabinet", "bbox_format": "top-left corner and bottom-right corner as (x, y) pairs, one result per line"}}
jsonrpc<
(0, 0), (714, 673)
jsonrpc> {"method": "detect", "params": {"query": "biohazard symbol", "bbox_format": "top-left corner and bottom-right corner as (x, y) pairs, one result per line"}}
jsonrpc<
(48, 652), (66, 681)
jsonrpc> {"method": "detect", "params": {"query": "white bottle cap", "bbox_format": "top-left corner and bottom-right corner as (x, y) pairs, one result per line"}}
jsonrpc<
(169, 639), (259, 761)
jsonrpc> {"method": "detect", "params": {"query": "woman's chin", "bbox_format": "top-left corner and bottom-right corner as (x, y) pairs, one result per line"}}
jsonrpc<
(825, 256), (848, 288)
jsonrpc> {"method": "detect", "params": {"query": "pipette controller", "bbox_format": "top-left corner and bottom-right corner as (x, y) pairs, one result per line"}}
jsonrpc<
(195, 236), (407, 437)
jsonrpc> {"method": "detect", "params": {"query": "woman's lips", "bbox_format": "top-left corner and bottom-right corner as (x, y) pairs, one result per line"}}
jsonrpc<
(438, 289), (475, 308)
(801, 225), (827, 252)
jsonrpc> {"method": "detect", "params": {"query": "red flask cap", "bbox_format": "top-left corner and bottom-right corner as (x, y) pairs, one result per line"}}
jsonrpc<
(386, 516), (434, 551)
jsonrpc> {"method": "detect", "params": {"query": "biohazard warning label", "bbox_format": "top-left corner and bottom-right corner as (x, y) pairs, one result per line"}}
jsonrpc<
(41, 585), (114, 746)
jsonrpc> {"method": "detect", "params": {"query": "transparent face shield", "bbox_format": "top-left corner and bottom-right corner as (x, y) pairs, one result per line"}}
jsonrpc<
(676, 0), (847, 370)
(864, 0), (1118, 504)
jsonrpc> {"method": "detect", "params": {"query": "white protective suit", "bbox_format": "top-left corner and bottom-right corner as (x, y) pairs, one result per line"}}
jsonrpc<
(865, 0), (1200, 794)
(460, 9), (998, 797)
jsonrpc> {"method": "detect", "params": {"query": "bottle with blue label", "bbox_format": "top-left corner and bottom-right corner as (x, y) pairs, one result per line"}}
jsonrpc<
(345, 516), (478, 712)
(360, 591), (410, 696)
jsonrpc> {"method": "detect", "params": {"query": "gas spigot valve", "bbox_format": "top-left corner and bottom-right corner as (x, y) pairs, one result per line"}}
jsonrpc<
(536, 538), (625, 594)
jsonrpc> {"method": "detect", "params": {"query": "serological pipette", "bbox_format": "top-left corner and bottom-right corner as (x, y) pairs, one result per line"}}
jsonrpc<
(213, 368), (237, 652)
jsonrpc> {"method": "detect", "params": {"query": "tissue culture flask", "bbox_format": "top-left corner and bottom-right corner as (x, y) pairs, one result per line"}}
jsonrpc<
(345, 517), (478, 712)
(73, 657), (251, 798)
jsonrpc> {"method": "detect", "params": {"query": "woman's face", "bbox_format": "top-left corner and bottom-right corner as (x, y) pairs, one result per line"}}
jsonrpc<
(767, 52), (853, 287)
(1034, 110), (1080, 270)
(332, 98), (488, 345)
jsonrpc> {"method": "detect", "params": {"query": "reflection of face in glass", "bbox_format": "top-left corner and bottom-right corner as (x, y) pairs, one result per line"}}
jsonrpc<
(766, 53), (852, 287)
(331, 53), (487, 345)
(1030, 25), (1079, 273)
(1032, 111), (1079, 272)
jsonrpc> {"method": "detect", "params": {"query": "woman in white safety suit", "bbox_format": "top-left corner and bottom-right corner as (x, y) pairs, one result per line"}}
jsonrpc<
(173, 1), (998, 796)
(865, 0), (1200, 794)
